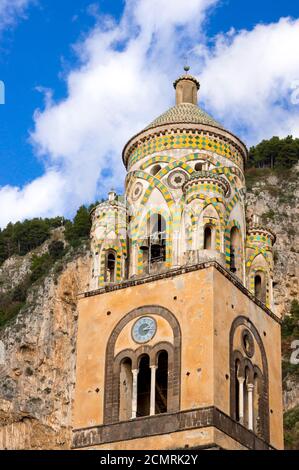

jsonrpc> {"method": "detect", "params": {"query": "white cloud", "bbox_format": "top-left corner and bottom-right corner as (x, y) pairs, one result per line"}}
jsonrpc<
(0, 0), (34, 33)
(0, 0), (218, 226)
(1, 2), (299, 227)
(0, 171), (65, 222)
(200, 17), (299, 143)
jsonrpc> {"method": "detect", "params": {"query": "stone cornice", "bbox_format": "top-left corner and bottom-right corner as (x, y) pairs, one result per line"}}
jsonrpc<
(72, 406), (275, 450)
(79, 261), (281, 325)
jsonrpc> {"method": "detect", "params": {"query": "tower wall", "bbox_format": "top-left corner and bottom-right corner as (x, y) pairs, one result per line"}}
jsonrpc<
(72, 265), (283, 450)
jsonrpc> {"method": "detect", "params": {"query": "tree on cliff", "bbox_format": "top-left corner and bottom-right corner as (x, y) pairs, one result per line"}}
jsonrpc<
(248, 136), (299, 169)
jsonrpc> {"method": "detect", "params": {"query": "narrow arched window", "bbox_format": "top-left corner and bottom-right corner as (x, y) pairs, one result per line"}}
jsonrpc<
(204, 226), (212, 250)
(235, 359), (240, 422)
(254, 372), (260, 435)
(148, 214), (166, 267)
(106, 251), (116, 282)
(151, 164), (161, 176)
(230, 227), (242, 276)
(119, 358), (133, 421)
(195, 162), (203, 171)
(254, 275), (262, 300)
(137, 355), (151, 417)
(155, 351), (168, 414)
(244, 366), (250, 429)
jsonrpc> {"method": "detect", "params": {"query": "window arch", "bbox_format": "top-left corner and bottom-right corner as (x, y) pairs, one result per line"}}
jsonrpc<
(230, 226), (242, 278)
(254, 271), (267, 304)
(105, 250), (116, 282)
(195, 162), (203, 172)
(119, 358), (133, 421)
(140, 214), (166, 273)
(155, 350), (168, 414)
(115, 347), (172, 422)
(230, 317), (269, 441)
(137, 355), (151, 417)
(254, 275), (262, 299)
(204, 225), (213, 250)
(151, 164), (161, 176)
(104, 306), (181, 425)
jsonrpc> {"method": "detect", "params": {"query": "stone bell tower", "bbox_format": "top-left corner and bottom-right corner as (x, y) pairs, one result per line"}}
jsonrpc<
(72, 68), (283, 450)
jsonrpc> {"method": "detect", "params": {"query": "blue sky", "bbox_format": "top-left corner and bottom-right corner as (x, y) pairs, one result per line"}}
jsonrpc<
(0, 0), (299, 226)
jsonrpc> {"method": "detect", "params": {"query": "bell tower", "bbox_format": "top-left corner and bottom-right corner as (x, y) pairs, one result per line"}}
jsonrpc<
(72, 69), (283, 450)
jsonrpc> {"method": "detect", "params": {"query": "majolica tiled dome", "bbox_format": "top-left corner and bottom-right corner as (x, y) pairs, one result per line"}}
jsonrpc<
(144, 102), (224, 131)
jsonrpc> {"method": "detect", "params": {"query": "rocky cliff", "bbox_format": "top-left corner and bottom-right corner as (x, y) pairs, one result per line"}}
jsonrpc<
(0, 242), (90, 449)
(0, 167), (298, 449)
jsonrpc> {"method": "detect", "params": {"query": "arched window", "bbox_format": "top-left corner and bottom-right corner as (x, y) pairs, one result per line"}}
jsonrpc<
(105, 307), (181, 425)
(230, 227), (242, 277)
(254, 272), (267, 304)
(254, 275), (262, 300)
(235, 359), (240, 422)
(244, 366), (250, 429)
(155, 350), (168, 414)
(151, 164), (161, 176)
(254, 372), (261, 435)
(137, 355), (151, 417)
(204, 225), (213, 250)
(106, 251), (116, 282)
(195, 162), (203, 171)
(141, 214), (166, 273)
(119, 358), (133, 421)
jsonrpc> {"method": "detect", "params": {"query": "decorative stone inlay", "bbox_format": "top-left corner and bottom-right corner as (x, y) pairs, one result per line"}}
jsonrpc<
(131, 182), (143, 201)
(167, 170), (188, 189)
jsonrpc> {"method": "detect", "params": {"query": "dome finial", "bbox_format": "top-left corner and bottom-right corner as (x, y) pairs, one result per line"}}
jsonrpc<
(184, 65), (190, 73)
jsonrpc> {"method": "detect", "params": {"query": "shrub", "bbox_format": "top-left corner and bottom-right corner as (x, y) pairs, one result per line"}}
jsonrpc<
(30, 254), (53, 282)
(48, 241), (65, 259)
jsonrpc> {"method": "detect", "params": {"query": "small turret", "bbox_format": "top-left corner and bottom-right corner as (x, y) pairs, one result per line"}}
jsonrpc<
(173, 66), (200, 105)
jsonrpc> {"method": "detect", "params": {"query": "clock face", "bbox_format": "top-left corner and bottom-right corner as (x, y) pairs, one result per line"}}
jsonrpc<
(132, 317), (157, 344)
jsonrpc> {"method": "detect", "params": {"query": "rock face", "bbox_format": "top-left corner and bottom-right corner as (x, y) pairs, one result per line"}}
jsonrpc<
(246, 167), (299, 422)
(0, 253), (90, 449)
(0, 168), (298, 449)
(246, 170), (299, 318)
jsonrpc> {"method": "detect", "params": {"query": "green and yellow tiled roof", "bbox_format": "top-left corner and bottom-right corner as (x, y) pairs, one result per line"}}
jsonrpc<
(144, 103), (224, 131)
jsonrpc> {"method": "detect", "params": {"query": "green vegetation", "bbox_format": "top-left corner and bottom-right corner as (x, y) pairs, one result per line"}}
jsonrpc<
(261, 209), (276, 224)
(48, 240), (65, 260)
(248, 135), (299, 170)
(30, 241), (66, 283)
(282, 300), (299, 339)
(0, 277), (31, 327)
(0, 205), (92, 266)
(64, 206), (91, 247)
(284, 406), (299, 450)
(0, 217), (64, 264)
(0, 205), (92, 327)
